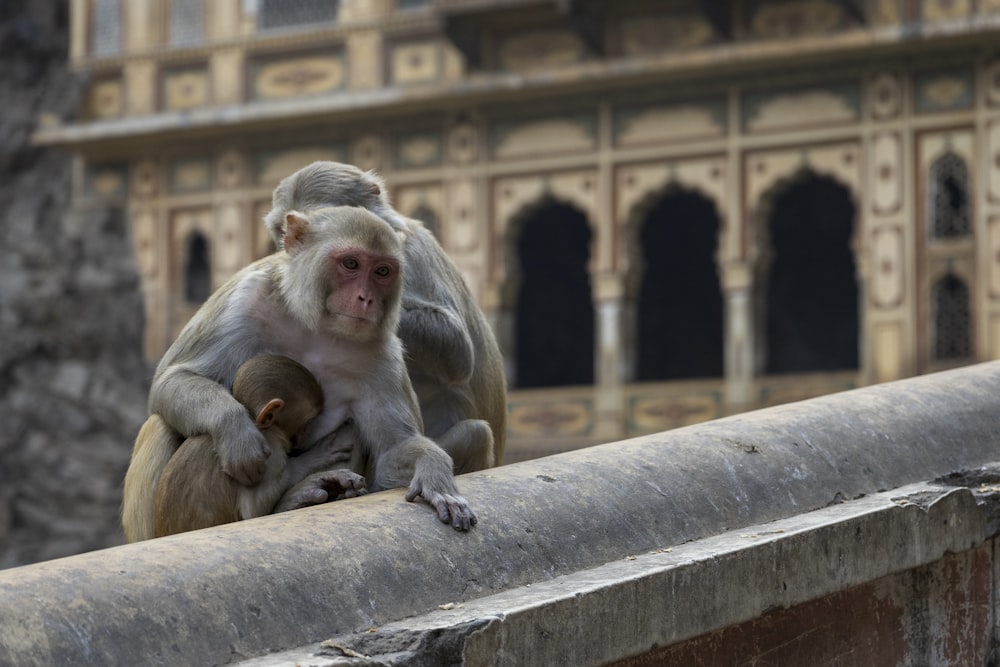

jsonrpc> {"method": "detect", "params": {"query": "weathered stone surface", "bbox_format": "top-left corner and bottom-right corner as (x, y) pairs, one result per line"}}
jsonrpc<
(1, 363), (1000, 665)
(0, 1), (149, 568)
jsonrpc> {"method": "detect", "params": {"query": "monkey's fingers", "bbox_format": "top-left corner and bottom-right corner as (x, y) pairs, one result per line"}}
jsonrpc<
(406, 485), (477, 531)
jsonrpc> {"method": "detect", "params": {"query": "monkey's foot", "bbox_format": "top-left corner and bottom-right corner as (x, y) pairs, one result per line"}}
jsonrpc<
(275, 470), (367, 512)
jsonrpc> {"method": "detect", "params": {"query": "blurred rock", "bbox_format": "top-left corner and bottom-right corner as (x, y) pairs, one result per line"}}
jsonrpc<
(0, 0), (150, 568)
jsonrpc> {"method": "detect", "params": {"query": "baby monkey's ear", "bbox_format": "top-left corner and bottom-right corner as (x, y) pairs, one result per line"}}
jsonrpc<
(255, 398), (285, 430)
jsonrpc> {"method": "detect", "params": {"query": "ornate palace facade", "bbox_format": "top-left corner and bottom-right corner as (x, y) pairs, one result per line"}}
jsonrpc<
(40, 0), (1000, 460)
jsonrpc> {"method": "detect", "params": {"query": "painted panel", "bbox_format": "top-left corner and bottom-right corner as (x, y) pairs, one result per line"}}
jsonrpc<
(914, 68), (974, 113)
(620, 14), (714, 54)
(628, 391), (722, 434)
(390, 41), (440, 85)
(921, 0), (972, 20)
(170, 158), (212, 193)
(84, 164), (127, 198)
(614, 98), (726, 147)
(743, 81), (860, 133)
(395, 131), (442, 169)
(87, 78), (122, 119)
(251, 54), (346, 100)
(492, 115), (597, 160)
(508, 397), (594, 438)
(162, 67), (209, 111)
(497, 29), (583, 71)
(747, 0), (848, 37)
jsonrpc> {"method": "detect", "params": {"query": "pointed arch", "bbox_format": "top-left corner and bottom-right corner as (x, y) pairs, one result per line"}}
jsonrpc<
(755, 169), (858, 374)
(505, 196), (594, 388)
(184, 231), (211, 304)
(625, 186), (724, 381)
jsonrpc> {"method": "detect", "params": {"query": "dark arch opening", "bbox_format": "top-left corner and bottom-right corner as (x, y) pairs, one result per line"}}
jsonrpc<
(514, 200), (594, 388)
(635, 190), (723, 381)
(184, 231), (211, 304)
(762, 172), (858, 374)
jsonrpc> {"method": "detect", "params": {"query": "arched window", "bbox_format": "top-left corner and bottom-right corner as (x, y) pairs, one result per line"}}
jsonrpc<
(928, 151), (970, 239)
(514, 201), (594, 388)
(933, 274), (971, 360)
(761, 172), (858, 374)
(184, 232), (211, 304)
(635, 190), (723, 381)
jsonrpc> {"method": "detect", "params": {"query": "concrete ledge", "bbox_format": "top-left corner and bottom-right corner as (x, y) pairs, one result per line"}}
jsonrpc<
(243, 480), (991, 666)
(3, 362), (1000, 665)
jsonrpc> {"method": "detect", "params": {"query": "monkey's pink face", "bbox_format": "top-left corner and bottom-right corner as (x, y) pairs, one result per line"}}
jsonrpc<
(325, 249), (400, 337)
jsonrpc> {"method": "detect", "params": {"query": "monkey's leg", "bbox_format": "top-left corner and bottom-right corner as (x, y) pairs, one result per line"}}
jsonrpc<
(434, 419), (494, 474)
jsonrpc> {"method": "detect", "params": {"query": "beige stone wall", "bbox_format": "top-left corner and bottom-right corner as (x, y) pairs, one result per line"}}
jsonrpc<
(62, 0), (1000, 454)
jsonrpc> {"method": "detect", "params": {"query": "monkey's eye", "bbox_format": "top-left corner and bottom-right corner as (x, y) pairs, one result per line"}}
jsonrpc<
(342, 257), (360, 270)
(375, 265), (393, 277)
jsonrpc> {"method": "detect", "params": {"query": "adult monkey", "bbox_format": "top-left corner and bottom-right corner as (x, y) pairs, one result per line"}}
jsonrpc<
(263, 161), (507, 473)
(122, 206), (475, 541)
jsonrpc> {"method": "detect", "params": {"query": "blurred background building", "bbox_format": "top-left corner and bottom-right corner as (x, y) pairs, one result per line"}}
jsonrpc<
(37, 0), (1000, 464)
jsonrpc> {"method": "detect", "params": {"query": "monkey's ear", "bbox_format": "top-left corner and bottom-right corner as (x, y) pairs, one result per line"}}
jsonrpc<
(256, 398), (285, 430)
(284, 211), (310, 255)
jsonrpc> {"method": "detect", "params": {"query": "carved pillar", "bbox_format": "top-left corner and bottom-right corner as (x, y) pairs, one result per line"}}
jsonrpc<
(593, 272), (625, 440)
(722, 260), (754, 415)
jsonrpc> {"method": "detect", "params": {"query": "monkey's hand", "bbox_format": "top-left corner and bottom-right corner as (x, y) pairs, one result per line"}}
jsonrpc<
(274, 470), (367, 513)
(219, 416), (272, 487)
(405, 481), (477, 532)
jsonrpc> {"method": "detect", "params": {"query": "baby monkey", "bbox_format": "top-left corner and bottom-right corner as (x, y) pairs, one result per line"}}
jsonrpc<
(154, 354), (367, 537)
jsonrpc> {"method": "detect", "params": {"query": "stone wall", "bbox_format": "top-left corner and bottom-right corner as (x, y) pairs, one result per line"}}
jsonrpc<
(0, 0), (149, 568)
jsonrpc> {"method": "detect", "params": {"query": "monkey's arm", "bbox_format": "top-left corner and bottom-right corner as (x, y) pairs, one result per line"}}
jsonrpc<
(357, 361), (477, 531)
(149, 364), (272, 487)
(399, 297), (475, 385)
